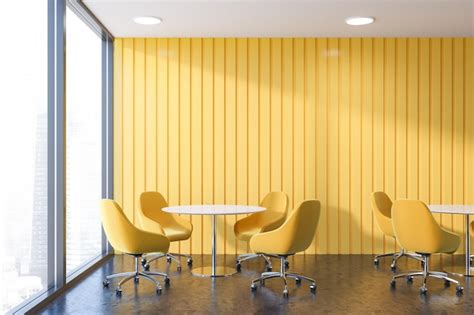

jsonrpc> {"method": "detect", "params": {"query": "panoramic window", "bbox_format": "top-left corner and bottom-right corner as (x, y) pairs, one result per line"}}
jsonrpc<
(65, 7), (103, 275)
(0, 1), (48, 313)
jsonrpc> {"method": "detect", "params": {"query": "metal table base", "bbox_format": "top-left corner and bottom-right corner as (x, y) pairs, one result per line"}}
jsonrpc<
(191, 215), (237, 277)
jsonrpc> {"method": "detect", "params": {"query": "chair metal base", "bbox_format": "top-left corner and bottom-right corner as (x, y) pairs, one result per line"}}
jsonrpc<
(250, 256), (316, 297)
(142, 252), (193, 272)
(374, 248), (423, 270)
(236, 253), (290, 271)
(103, 255), (169, 296)
(390, 254), (463, 295)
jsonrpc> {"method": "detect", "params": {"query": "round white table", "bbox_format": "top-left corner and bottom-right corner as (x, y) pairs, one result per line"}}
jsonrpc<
(162, 205), (265, 277)
(429, 205), (474, 277)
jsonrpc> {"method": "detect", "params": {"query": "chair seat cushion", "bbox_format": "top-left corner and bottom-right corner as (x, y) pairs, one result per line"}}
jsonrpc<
(235, 226), (262, 242)
(163, 224), (192, 242)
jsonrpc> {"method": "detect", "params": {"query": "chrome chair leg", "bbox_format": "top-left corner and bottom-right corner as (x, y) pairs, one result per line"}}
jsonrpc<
(390, 254), (463, 295)
(142, 252), (193, 271)
(103, 255), (168, 295)
(236, 253), (273, 271)
(374, 248), (424, 270)
(250, 256), (316, 297)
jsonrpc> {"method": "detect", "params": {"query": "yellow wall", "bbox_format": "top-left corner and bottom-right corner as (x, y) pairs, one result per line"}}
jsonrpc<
(114, 38), (474, 255)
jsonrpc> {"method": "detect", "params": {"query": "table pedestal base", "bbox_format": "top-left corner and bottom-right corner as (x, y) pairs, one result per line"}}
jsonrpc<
(191, 266), (237, 277)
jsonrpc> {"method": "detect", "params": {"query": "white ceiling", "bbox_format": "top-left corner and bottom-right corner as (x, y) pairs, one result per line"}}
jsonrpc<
(83, 0), (474, 37)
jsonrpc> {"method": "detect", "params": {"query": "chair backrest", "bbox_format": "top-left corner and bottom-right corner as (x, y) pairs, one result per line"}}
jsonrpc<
(281, 200), (321, 254)
(101, 199), (169, 254)
(139, 191), (175, 228)
(391, 200), (444, 253)
(371, 191), (395, 237)
(253, 192), (289, 232)
(100, 199), (142, 253)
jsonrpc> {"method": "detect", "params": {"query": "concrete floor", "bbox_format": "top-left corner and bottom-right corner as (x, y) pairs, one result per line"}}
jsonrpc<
(39, 254), (474, 314)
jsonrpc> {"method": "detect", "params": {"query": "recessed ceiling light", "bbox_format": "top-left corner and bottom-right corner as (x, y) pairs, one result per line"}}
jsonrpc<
(133, 16), (162, 25)
(345, 16), (375, 26)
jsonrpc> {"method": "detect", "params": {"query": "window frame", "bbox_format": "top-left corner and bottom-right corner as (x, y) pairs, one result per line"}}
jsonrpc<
(9, 0), (114, 313)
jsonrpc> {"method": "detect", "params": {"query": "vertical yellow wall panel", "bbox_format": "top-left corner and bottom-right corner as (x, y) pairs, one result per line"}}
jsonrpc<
(122, 38), (135, 223)
(362, 38), (378, 254)
(270, 39), (282, 193)
(282, 39), (293, 213)
(372, 38), (385, 254)
(339, 38), (350, 254)
(293, 38), (305, 225)
(452, 39), (465, 251)
(145, 39), (157, 192)
(440, 38), (453, 235)
(351, 38), (362, 254)
(225, 38), (237, 255)
(315, 39), (328, 254)
(114, 37), (473, 255)
(156, 39), (168, 201)
(259, 39), (271, 201)
(213, 39), (226, 253)
(304, 39), (316, 254)
(167, 38), (180, 254)
(134, 38), (146, 225)
(327, 38), (339, 254)
(236, 39), (248, 254)
(202, 38), (214, 254)
(190, 38), (203, 255)
(179, 38), (192, 254)
(406, 38), (419, 202)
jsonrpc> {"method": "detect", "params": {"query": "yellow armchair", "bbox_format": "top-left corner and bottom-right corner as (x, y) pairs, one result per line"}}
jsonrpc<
(249, 200), (321, 297)
(100, 199), (170, 295)
(371, 192), (423, 270)
(234, 191), (289, 271)
(138, 191), (193, 271)
(390, 200), (463, 295)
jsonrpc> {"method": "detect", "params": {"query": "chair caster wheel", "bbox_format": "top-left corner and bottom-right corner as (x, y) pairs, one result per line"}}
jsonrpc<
(116, 288), (122, 296)
(156, 286), (162, 295)
(143, 264), (150, 271)
(134, 277), (139, 283)
(167, 257), (172, 263)
(406, 276), (414, 283)
(456, 285), (464, 294)
(266, 265), (272, 272)
(283, 289), (289, 297)
(310, 283), (316, 293)
(103, 279), (110, 287)
(295, 277), (301, 284)
(236, 263), (242, 272)
(444, 280), (451, 287)
(141, 258), (147, 266)
(390, 264), (396, 271)
(390, 280), (396, 288)
(420, 286), (428, 294)
(284, 260), (290, 269)
(177, 265), (182, 272)
(251, 283), (257, 292)
(374, 259), (379, 266)
(187, 258), (193, 266)
(164, 277), (170, 285)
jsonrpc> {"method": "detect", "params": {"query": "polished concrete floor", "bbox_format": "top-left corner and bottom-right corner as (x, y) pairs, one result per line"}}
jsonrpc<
(39, 254), (474, 314)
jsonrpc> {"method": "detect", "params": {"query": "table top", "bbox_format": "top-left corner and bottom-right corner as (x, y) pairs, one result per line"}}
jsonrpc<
(429, 205), (474, 215)
(162, 204), (266, 215)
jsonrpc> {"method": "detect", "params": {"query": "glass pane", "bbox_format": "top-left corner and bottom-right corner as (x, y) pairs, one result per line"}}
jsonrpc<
(65, 7), (102, 275)
(0, 1), (48, 313)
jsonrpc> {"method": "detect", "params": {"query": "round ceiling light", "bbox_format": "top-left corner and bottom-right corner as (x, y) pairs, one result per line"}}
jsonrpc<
(345, 16), (375, 26)
(133, 16), (162, 25)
